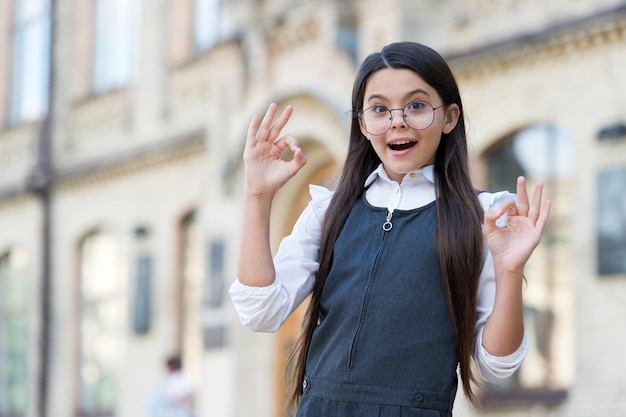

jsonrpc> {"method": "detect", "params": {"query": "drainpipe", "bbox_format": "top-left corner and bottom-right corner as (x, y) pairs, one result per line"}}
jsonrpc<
(26, 0), (55, 415)
(30, 117), (52, 417)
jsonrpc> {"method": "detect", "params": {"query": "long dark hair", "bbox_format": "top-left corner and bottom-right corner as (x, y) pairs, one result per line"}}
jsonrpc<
(288, 41), (484, 408)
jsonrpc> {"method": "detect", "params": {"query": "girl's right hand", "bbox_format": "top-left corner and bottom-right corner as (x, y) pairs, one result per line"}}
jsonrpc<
(243, 103), (307, 197)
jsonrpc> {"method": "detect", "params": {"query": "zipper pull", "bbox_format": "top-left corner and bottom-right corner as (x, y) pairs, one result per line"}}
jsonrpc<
(382, 210), (393, 232)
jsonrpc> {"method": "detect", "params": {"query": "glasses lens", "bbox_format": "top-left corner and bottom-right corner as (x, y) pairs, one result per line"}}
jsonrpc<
(403, 101), (435, 130)
(361, 102), (436, 135)
(361, 107), (391, 136)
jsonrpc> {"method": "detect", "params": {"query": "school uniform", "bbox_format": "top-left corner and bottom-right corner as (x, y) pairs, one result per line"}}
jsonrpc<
(230, 164), (529, 416)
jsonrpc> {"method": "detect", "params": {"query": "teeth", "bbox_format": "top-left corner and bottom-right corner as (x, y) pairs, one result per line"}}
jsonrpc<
(390, 140), (416, 145)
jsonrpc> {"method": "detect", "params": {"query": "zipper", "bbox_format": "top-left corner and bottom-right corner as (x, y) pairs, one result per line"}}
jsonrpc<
(348, 211), (391, 370)
(382, 209), (393, 231)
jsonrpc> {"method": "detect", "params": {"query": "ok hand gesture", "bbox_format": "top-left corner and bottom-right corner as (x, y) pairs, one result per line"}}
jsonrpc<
(243, 103), (307, 198)
(483, 177), (551, 274)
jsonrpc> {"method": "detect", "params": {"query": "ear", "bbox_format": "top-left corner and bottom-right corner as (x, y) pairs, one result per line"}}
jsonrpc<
(442, 103), (460, 134)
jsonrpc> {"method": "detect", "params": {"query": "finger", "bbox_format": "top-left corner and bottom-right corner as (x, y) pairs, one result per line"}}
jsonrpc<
(534, 199), (551, 234)
(256, 103), (278, 142)
(484, 200), (511, 231)
(286, 142), (307, 175)
(483, 209), (500, 236)
(277, 134), (306, 159)
(516, 176), (529, 217)
(268, 105), (293, 142)
(245, 114), (260, 148)
(528, 181), (545, 224)
(501, 198), (518, 216)
(483, 198), (517, 235)
(289, 146), (308, 172)
(272, 134), (299, 154)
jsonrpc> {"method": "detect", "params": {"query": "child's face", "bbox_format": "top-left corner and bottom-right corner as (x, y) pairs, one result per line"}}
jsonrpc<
(359, 68), (459, 183)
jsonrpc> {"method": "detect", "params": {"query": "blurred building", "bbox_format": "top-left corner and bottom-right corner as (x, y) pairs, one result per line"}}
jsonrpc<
(0, 0), (625, 416)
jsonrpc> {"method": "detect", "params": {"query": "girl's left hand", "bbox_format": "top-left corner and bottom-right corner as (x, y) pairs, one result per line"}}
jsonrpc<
(483, 176), (551, 273)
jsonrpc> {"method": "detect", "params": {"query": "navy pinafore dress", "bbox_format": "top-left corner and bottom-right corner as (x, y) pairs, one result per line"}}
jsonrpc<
(296, 193), (459, 417)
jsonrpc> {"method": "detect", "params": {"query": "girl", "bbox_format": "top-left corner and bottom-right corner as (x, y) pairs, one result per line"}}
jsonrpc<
(231, 42), (551, 416)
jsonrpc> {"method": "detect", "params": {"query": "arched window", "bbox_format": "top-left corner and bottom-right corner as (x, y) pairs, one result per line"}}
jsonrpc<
(0, 247), (29, 417)
(78, 232), (127, 416)
(484, 124), (574, 190)
(481, 124), (574, 405)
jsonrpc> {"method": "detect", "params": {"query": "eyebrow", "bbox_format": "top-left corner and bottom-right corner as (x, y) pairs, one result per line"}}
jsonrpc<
(365, 88), (431, 103)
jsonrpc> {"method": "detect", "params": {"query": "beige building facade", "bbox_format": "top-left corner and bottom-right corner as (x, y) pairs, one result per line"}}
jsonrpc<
(0, 0), (625, 416)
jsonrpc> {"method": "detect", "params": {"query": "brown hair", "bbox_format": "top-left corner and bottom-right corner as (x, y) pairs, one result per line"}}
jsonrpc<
(288, 41), (484, 408)
(166, 354), (182, 372)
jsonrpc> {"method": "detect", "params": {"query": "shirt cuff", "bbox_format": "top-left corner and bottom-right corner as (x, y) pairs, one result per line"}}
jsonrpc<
(475, 328), (529, 383)
(229, 279), (284, 332)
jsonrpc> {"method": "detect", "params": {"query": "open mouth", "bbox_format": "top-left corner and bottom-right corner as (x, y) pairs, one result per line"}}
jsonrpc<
(389, 140), (417, 151)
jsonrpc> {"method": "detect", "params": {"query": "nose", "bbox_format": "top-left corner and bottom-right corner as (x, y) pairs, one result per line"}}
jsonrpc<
(389, 108), (406, 129)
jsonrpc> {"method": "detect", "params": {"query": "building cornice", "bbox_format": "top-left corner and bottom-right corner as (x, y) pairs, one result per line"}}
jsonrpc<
(447, 3), (626, 75)
(53, 128), (206, 191)
(0, 184), (31, 203)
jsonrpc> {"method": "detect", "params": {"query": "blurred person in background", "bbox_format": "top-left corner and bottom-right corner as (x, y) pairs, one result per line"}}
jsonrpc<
(145, 354), (195, 417)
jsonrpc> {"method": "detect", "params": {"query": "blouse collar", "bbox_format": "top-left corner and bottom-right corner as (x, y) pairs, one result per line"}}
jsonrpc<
(364, 163), (435, 188)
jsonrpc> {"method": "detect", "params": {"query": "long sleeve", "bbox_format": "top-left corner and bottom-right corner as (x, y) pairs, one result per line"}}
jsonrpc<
(473, 191), (529, 382)
(229, 185), (331, 332)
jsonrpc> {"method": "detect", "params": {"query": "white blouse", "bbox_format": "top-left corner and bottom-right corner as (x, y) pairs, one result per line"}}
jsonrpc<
(230, 164), (528, 384)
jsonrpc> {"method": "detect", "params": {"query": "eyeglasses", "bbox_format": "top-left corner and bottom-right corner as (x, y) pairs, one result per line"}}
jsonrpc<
(359, 101), (444, 136)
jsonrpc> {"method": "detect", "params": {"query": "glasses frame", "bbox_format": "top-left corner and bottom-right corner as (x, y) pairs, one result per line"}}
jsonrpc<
(358, 101), (445, 136)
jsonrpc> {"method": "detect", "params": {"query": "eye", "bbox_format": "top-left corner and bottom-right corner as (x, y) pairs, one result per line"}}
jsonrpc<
(371, 105), (389, 114)
(406, 101), (426, 111)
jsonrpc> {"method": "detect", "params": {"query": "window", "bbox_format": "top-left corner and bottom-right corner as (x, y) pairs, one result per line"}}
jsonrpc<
(93, 0), (138, 93)
(485, 125), (574, 190)
(9, 0), (51, 124)
(481, 125), (574, 405)
(0, 247), (29, 417)
(179, 211), (204, 353)
(79, 232), (127, 415)
(193, 0), (220, 52)
(597, 168), (626, 275)
(169, 212), (203, 389)
(336, 2), (358, 64)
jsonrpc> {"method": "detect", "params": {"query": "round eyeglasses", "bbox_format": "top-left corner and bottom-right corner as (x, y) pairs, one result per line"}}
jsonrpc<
(359, 101), (444, 136)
